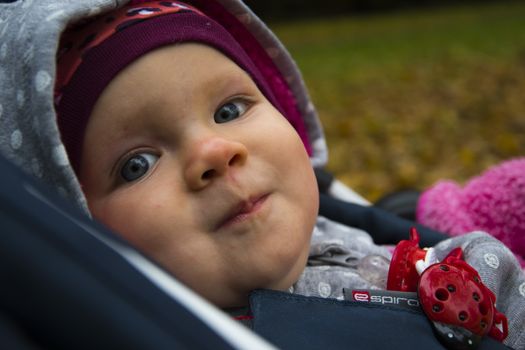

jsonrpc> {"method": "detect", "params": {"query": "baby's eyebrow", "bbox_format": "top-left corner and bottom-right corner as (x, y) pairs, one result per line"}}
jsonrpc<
(204, 70), (255, 92)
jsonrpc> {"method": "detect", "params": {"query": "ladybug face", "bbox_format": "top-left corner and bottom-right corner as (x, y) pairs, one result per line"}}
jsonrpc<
(418, 262), (494, 337)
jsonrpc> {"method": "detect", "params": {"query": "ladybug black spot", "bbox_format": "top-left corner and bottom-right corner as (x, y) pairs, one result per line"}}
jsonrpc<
(435, 288), (449, 301)
(459, 311), (468, 321)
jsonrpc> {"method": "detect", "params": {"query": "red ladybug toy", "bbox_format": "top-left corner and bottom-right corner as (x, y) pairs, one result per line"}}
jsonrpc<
(387, 228), (508, 349)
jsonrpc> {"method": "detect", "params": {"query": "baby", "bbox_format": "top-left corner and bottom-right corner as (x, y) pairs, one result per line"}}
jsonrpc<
(43, 0), (524, 347)
(55, 0), (319, 308)
(78, 43), (319, 307)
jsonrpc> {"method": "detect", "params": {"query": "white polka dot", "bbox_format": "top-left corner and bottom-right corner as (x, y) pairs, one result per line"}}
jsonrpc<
(52, 144), (69, 167)
(484, 253), (500, 269)
(10, 130), (23, 150)
(519, 282), (525, 297)
(318, 282), (331, 298)
(305, 101), (315, 113)
(266, 47), (280, 59)
(0, 43), (7, 60)
(17, 90), (25, 108)
(35, 70), (52, 92)
(236, 13), (252, 25)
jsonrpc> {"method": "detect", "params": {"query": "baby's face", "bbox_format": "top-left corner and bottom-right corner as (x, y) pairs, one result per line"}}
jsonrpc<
(79, 43), (319, 307)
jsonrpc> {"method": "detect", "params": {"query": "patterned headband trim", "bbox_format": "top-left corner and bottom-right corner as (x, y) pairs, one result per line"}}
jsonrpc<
(55, 1), (203, 100)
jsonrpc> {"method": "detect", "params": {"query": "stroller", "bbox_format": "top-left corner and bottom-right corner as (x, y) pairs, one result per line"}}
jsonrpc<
(0, 0), (519, 349)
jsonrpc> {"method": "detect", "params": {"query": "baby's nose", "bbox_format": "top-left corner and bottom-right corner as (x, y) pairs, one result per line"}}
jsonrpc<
(184, 136), (248, 190)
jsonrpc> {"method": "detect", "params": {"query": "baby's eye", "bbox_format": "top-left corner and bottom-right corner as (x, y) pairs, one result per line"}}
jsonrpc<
(120, 153), (159, 182)
(214, 100), (249, 124)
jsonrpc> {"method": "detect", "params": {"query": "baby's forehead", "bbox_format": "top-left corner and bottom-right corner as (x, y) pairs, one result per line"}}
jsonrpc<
(104, 44), (259, 103)
(91, 45), (260, 125)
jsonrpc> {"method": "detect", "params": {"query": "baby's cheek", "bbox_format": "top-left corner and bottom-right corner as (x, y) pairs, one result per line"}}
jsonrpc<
(89, 194), (160, 249)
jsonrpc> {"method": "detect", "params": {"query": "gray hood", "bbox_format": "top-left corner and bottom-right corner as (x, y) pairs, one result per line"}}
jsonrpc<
(0, 0), (327, 214)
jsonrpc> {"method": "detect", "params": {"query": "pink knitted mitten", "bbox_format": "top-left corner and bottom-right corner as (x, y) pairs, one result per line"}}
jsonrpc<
(416, 158), (525, 267)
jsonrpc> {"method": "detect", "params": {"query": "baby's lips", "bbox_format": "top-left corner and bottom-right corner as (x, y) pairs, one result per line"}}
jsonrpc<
(213, 192), (269, 231)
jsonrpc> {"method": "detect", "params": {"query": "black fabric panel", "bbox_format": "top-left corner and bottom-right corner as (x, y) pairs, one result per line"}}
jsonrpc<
(0, 155), (234, 350)
(250, 289), (510, 350)
(319, 193), (448, 247)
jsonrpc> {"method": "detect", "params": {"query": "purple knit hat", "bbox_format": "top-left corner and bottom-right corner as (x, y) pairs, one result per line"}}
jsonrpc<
(55, 0), (311, 173)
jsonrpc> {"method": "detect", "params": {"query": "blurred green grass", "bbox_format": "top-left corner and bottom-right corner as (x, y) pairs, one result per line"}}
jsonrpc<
(270, 2), (525, 201)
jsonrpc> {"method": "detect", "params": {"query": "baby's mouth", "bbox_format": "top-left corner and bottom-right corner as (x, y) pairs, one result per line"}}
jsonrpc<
(215, 193), (270, 231)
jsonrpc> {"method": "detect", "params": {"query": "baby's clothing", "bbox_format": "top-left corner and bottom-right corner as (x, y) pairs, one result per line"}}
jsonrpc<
(294, 216), (525, 349)
(294, 217), (392, 297)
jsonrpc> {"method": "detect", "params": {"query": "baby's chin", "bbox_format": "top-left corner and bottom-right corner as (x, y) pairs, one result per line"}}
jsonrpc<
(206, 288), (252, 309)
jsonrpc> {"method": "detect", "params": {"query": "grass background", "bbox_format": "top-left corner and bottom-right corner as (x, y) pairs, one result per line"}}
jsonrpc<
(269, 1), (525, 201)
